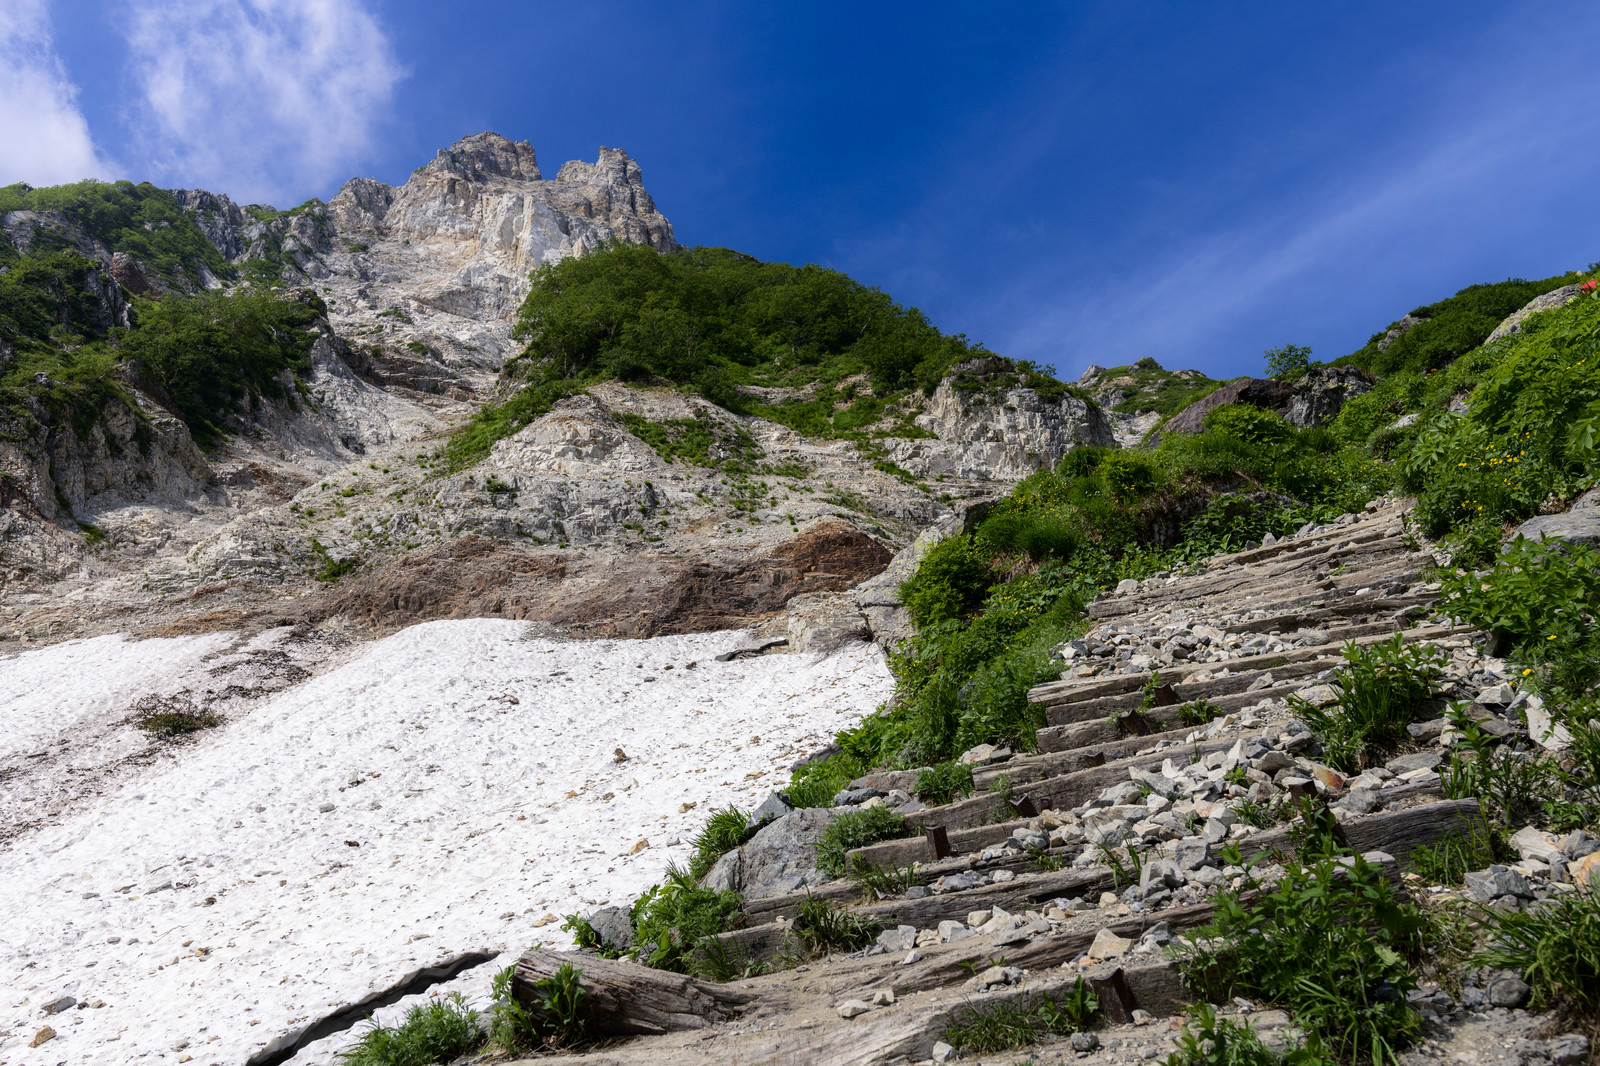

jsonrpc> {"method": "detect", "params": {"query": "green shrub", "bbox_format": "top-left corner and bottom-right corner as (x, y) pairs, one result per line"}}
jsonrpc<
(1441, 536), (1600, 697)
(130, 692), (221, 739)
(1401, 288), (1600, 541)
(815, 807), (913, 877)
(1340, 272), (1583, 378)
(1290, 635), (1446, 771)
(688, 806), (754, 880)
(338, 993), (480, 1066)
(628, 866), (743, 973)
(118, 287), (325, 446)
(914, 760), (975, 804)
(486, 962), (587, 1053)
(899, 535), (991, 627)
(1165, 1002), (1320, 1066)
(1172, 848), (1427, 1064)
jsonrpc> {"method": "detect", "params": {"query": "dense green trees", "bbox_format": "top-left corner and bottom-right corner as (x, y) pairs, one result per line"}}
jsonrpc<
(119, 289), (325, 445)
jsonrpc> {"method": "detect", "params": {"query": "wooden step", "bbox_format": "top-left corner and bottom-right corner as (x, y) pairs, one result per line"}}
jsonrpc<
(1027, 622), (1466, 708)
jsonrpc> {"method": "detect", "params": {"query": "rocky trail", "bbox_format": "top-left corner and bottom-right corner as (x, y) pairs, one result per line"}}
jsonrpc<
(505, 499), (1596, 1066)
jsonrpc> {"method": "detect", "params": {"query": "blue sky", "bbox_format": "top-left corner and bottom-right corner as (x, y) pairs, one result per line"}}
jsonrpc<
(3, 2), (1597, 381)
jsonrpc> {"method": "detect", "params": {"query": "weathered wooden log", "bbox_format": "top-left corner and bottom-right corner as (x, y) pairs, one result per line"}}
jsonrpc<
(513, 949), (753, 1036)
(1027, 622), (1464, 706)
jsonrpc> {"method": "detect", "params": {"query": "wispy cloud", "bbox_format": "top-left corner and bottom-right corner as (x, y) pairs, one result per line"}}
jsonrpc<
(121, 0), (403, 205)
(0, 0), (112, 185)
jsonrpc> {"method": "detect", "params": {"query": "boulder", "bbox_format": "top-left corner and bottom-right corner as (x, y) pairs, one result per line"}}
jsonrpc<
(1514, 487), (1600, 547)
(700, 808), (836, 899)
(1486, 285), (1582, 344)
(1153, 378), (1294, 441)
(1285, 366), (1374, 429)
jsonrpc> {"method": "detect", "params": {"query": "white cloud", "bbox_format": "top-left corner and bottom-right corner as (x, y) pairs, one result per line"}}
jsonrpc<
(121, 0), (403, 205)
(0, 0), (113, 186)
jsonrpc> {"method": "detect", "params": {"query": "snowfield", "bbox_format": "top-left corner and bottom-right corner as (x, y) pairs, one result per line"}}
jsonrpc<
(0, 621), (895, 1065)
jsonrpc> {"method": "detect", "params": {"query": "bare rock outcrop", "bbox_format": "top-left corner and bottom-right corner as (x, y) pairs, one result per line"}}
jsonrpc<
(1152, 377), (1293, 442)
(882, 358), (1115, 479)
(1285, 365), (1374, 428)
(1486, 285), (1582, 344)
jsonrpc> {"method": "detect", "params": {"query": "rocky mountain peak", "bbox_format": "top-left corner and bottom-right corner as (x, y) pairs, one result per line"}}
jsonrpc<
(422, 131), (543, 183)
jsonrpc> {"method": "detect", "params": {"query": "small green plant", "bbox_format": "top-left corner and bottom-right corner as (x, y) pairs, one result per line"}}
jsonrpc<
(1408, 821), (1498, 885)
(941, 979), (1099, 1052)
(1178, 698), (1224, 727)
(1291, 635), (1446, 770)
(1027, 844), (1065, 871)
(791, 894), (883, 956)
(338, 993), (480, 1065)
(482, 474), (517, 495)
(487, 964), (539, 1053)
(815, 807), (912, 878)
(309, 537), (361, 582)
(559, 914), (623, 958)
(915, 760), (975, 804)
(1474, 886), (1600, 1015)
(1093, 841), (1144, 891)
(688, 806), (754, 880)
(1165, 1002), (1320, 1065)
(1439, 703), (1559, 830)
(130, 692), (221, 739)
(849, 861), (918, 899)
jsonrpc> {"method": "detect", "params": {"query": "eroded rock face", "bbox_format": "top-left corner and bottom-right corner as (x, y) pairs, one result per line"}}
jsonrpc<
(882, 359), (1115, 479)
(1285, 366), (1374, 429)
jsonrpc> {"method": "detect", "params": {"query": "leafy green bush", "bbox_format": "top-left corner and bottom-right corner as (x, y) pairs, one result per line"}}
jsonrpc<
(1290, 635), (1446, 771)
(337, 993), (480, 1066)
(1441, 536), (1600, 697)
(1400, 287), (1600, 545)
(815, 807), (913, 877)
(119, 287), (326, 446)
(441, 240), (1017, 463)
(486, 961), (589, 1053)
(1166, 1002), (1318, 1066)
(1172, 848), (1427, 1065)
(130, 693), (221, 739)
(628, 866), (743, 973)
(688, 806), (754, 880)
(898, 535), (992, 628)
(914, 760), (975, 804)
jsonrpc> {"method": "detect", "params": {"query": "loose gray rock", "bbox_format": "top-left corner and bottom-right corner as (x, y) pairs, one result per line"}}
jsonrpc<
(1486, 971), (1532, 1009)
(585, 905), (634, 952)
